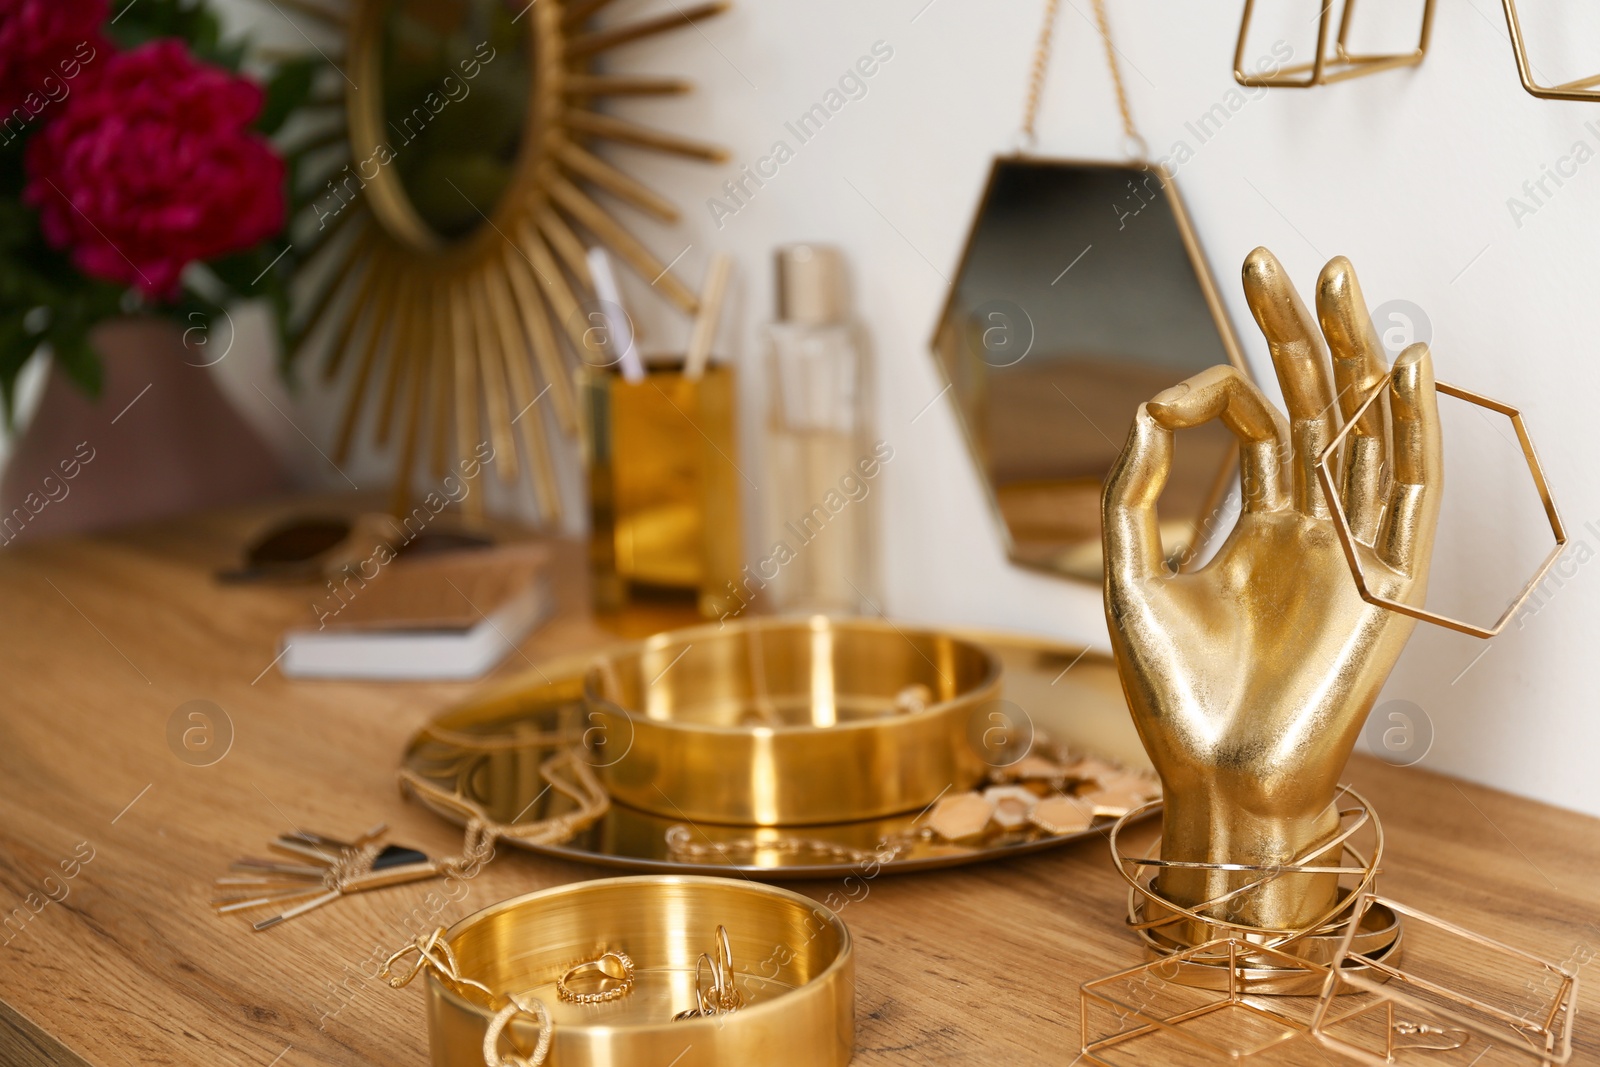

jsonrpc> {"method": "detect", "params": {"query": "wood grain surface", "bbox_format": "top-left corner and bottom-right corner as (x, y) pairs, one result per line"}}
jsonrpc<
(0, 497), (1595, 1066)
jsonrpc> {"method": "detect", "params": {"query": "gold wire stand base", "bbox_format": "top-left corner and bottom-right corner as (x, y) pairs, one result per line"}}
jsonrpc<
(1110, 787), (1400, 993)
(1133, 893), (1403, 995)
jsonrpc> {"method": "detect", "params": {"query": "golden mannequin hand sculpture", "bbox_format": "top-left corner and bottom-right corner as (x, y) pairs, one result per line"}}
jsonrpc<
(1102, 248), (1442, 945)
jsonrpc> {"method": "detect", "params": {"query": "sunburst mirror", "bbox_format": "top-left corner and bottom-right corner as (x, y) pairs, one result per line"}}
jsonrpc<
(279, 0), (728, 524)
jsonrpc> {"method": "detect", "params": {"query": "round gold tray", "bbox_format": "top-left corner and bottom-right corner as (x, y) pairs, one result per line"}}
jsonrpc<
(401, 628), (1156, 878)
(584, 617), (1001, 826)
(424, 875), (852, 1066)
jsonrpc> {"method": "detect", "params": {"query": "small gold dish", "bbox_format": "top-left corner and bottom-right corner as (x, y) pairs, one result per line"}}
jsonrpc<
(423, 875), (853, 1067)
(583, 617), (1003, 826)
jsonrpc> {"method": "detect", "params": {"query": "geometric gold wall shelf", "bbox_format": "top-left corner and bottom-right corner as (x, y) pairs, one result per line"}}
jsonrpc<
(1502, 0), (1600, 101)
(1316, 376), (1567, 640)
(276, 0), (728, 523)
(1234, 0), (1436, 87)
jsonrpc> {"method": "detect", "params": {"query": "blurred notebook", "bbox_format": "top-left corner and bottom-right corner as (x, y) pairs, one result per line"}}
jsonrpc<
(278, 544), (553, 681)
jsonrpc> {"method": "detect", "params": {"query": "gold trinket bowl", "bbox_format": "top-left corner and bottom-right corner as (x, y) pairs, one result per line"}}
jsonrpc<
(583, 617), (1002, 826)
(423, 875), (853, 1067)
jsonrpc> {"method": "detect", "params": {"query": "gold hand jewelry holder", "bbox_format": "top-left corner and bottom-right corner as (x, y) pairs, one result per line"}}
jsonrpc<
(1100, 247), (1562, 989)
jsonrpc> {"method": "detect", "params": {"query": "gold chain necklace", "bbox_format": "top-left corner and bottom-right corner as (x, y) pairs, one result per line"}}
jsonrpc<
(1019, 0), (1148, 160)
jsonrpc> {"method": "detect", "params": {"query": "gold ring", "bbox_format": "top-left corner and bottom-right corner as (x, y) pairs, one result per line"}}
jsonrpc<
(556, 950), (635, 1005)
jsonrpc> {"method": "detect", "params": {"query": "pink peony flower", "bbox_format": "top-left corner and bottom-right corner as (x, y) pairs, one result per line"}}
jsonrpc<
(23, 40), (286, 300)
(0, 0), (106, 119)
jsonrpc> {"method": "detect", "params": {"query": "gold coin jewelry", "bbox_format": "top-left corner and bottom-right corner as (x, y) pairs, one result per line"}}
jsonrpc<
(556, 950), (636, 1005)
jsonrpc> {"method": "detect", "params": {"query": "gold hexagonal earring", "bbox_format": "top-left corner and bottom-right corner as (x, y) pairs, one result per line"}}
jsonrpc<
(1315, 375), (1567, 639)
(1234, 0), (1437, 88)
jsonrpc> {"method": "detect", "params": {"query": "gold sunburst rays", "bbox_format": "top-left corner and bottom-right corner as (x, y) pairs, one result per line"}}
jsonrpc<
(282, 0), (728, 521)
(564, 73), (691, 97)
(563, 1), (729, 58)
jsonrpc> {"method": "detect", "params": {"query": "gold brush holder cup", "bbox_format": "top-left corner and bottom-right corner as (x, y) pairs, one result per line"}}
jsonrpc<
(583, 358), (743, 618)
(584, 617), (1002, 826)
(412, 875), (853, 1067)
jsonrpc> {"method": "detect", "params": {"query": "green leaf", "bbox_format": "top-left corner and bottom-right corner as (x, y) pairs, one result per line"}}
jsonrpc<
(107, 0), (234, 69)
(51, 327), (103, 399)
(259, 57), (319, 135)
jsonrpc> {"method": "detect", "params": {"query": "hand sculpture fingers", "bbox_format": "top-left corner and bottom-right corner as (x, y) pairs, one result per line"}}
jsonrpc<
(1146, 364), (1290, 514)
(1315, 257), (1391, 541)
(1376, 343), (1443, 578)
(1242, 247), (1338, 518)
(1102, 404), (1172, 584)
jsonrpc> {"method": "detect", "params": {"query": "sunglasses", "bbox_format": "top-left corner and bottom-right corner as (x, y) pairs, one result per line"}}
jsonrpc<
(219, 515), (493, 584)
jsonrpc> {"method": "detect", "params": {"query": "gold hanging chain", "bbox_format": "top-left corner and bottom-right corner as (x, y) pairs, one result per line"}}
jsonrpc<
(1019, 0), (1063, 148)
(1090, 0), (1147, 157)
(1019, 0), (1148, 160)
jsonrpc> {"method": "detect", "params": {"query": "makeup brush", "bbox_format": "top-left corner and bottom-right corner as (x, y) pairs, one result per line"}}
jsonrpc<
(585, 247), (645, 383)
(684, 252), (732, 381)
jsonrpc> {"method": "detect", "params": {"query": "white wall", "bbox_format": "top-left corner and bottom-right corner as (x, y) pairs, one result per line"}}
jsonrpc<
(210, 0), (1600, 815)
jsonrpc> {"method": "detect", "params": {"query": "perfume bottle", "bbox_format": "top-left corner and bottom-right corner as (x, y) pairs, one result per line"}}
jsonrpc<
(761, 244), (880, 615)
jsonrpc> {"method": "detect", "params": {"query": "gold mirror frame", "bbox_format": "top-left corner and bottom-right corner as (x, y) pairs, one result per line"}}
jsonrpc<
(283, 0), (729, 523)
(929, 156), (1249, 584)
(1234, 0), (1435, 88)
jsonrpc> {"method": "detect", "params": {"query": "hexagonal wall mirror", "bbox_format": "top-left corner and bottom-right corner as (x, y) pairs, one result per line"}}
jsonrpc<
(932, 157), (1250, 581)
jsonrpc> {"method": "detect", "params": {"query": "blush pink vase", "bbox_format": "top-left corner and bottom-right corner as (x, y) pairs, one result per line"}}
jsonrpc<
(0, 315), (286, 543)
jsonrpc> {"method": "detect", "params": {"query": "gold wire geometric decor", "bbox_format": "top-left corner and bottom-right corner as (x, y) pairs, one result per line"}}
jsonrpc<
(1310, 894), (1579, 1067)
(1316, 375), (1567, 640)
(1234, 0), (1436, 87)
(1080, 938), (1333, 1064)
(1501, 0), (1600, 101)
(278, 0), (728, 522)
(1081, 908), (1580, 1066)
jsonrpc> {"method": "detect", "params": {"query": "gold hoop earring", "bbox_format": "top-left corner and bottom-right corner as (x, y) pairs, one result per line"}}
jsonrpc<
(674, 926), (744, 1021)
(711, 924), (743, 1013)
(673, 953), (719, 1020)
